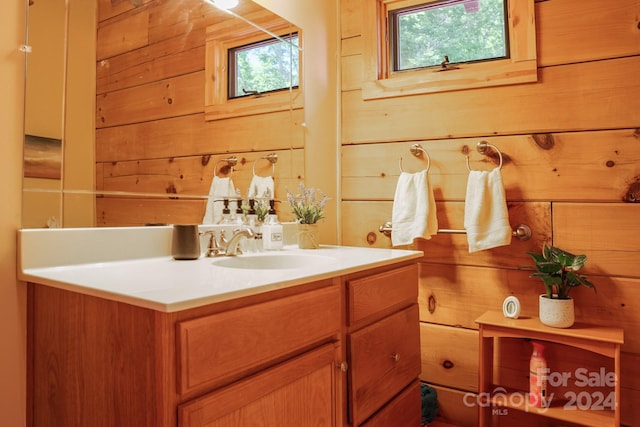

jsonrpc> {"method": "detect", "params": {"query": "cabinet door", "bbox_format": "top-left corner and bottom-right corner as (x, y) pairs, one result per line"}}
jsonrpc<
(349, 304), (421, 426)
(179, 343), (341, 427)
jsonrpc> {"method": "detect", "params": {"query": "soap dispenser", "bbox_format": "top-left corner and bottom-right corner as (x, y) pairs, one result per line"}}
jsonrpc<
(219, 198), (232, 224)
(261, 199), (283, 250)
(231, 198), (244, 225)
(245, 199), (260, 253)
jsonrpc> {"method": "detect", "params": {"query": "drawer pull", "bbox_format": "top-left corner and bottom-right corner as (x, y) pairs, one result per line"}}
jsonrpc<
(391, 353), (401, 362)
(442, 359), (454, 369)
(339, 361), (348, 372)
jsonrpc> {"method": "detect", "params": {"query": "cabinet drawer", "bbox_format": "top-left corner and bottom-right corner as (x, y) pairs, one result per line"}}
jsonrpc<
(349, 304), (421, 426)
(177, 284), (341, 396)
(179, 343), (339, 427)
(361, 381), (422, 427)
(347, 264), (418, 326)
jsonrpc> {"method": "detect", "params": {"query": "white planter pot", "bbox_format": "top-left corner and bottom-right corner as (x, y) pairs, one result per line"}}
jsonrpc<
(539, 294), (575, 328)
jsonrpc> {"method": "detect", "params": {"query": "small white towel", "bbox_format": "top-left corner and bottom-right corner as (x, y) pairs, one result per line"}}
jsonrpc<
(248, 175), (275, 199)
(202, 176), (236, 224)
(391, 170), (438, 247)
(464, 168), (512, 253)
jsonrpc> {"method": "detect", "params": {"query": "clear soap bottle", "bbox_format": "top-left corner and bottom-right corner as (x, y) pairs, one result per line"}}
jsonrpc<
(261, 199), (283, 250)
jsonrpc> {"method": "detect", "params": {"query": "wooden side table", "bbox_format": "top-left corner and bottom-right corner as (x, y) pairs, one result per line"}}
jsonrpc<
(476, 311), (624, 426)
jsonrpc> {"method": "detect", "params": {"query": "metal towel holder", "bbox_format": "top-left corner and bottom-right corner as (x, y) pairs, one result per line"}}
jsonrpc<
(378, 222), (532, 241)
(383, 140), (531, 241)
(252, 152), (278, 177)
(213, 156), (238, 177)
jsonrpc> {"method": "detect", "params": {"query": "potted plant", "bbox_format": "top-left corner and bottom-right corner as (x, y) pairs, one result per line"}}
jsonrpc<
(526, 243), (596, 328)
(287, 183), (329, 249)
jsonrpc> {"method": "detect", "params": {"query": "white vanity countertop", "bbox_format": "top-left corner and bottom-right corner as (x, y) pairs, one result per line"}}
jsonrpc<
(18, 227), (423, 312)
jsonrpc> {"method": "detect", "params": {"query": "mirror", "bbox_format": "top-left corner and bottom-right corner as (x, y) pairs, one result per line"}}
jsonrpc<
(23, 0), (304, 228)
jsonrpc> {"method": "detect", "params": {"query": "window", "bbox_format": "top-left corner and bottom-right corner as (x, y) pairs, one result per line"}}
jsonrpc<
(228, 34), (299, 99)
(389, 0), (508, 71)
(362, 0), (537, 100)
(205, 18), (302, 121)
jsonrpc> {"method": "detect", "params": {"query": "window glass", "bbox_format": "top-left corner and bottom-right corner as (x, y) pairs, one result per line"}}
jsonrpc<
(229, 33), (299, 99)
(390, 0), (508, 72)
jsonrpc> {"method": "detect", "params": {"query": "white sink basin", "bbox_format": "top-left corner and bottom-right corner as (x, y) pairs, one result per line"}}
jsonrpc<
(211, 253), (334, 270)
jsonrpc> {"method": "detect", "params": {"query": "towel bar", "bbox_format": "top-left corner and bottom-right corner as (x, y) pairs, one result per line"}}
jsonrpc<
(378, 221), (531, 241)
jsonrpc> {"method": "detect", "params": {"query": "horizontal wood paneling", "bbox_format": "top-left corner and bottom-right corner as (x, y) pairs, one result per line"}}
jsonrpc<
(96, 72), (203, 128)
(342, 56), (640, 143)
(97, 44), (205, 94)
(420, 323), (478, 392)
(553, 203), (640, 278)
(96, 110), (305, 163)
(96, 197), (205, 226)
(94, 0), (305, 226)
(342, 200), (551, 267)
(96, 8), (150, 61)
(536, 0), (640, 67)
(100, 149), (304, 199)
(340, 0), (640, 67)
(97, 0), (154, 22)
(418, 264), (640, 353)
(426, 385), (478, 427)
(341, 0), (640, 422)
(342, 130), (640, 202)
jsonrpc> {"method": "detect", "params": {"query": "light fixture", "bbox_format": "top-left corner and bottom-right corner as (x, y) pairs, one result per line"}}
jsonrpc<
(211, 0), (238, 10)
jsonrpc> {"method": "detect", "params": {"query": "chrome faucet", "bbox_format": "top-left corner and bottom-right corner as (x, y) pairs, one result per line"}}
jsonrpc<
(220, 227), (255, 256)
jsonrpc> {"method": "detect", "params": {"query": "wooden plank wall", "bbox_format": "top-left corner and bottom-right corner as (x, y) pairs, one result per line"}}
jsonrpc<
(94, 0), (305, 226)
(340, 0), (640, 426)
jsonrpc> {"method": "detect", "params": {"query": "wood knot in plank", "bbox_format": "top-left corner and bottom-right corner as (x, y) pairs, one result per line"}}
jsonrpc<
(532, 133), (555, 149)
(366, 232), (377, 245)
(201, 155), (211, 166)
(623, 178), (640, 202)
(427, 294), (437, 314)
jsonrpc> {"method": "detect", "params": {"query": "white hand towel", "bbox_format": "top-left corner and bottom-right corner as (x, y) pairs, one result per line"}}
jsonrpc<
(464, 168), (512, 253)
(202, 176), (236, 224)
(248, 175), (275, 199)
(391, 170), (438, 247)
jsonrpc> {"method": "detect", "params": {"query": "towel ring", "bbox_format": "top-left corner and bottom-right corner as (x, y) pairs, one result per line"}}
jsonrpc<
(399, 143), (431, 173)
(466, 141), (503, 171)
(213, 156), (237, 177)
(252, 152), (278, 177)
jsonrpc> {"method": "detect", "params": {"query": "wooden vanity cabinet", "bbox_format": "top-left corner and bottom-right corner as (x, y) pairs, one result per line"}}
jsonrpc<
(345, 264), (422, 426)
(28, 279), (343, 427)
(27, 261), (422, 427)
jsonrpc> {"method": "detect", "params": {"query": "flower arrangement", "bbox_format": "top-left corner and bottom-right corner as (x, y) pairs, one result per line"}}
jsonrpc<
(287, 183), (329, 224)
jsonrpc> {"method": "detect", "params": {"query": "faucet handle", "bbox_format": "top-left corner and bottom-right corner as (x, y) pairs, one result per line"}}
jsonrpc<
(200, 230), (222, 257)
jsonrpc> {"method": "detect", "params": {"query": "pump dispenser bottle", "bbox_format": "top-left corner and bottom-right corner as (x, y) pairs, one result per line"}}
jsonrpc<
(232, 198), (244, 225)
(219, 199), (232, 224)
(261, 199), (283, 250)
(529, 341), (548, 407)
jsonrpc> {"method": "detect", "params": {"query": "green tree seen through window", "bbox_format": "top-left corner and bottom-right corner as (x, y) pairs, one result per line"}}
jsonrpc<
(230, 34), (299, 99)
(392, 0), (507, 71)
